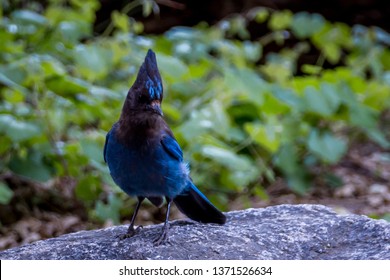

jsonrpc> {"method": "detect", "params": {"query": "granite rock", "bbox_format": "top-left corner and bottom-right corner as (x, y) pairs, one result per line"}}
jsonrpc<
(1, 204), (389, 260)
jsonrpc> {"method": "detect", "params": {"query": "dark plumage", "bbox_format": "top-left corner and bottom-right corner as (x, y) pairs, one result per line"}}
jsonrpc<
(104, 49), (226, 245)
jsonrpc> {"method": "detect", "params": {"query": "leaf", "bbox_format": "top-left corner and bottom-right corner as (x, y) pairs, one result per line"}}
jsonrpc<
(157, 54), (189, 79)
(41, 57), (66, 77)
(75, 174), (102, 202)
(95, 194), (123, 224)
(268, 10), (293, 30)
(261, 62), (291, 83)
(179, 100), (230, 139)
(9, 153), (53, 182)
(381, 213), (390, 222)
(245, 121), (282, 153)
(46, 76), (89, 96)
(252, 7), (269, 23)
(57, 21), (91, 43)
(0, 182), (13, 205)
(227, 16), (250, 39)
(80, 137), (104, 163)
(323, 43), (341, 64)
(243, 41), (262, 62)
(0, 136), (12, 156)
(90, 86), (120, 99)
(303, 86), (329, 115)
(373, 26), (390, 45)
(312, 22), (351, 64)
(301, 64), (322, 75)
(287, 175), (312, 195)
(274, 144), (298, 175)
(303, 84), (341, 116)
(307, 129), (347, 163)
(201, 145), (259, 188)
(320, 82), (342, 111)
(274, 144), (311, 194)
(272, 86), (303, 110)
(74, 45), (113, 81)
(142, 0), (155, 17)
(0, 65), (28, 94)
(0, 115), (41, 142)
(366, 129), (390, 149)
(291, 12), (325, 38)
(11, 10), (48, 26)
(224, 68), (267, 106)
(112, 11), (129, 33)
(201, 145), (250, 170)
(349, 104), (377, 129)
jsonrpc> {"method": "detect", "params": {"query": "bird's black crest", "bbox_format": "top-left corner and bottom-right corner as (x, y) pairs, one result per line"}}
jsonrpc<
(131, 49), (163, 102)
(119, 49), (165, 133)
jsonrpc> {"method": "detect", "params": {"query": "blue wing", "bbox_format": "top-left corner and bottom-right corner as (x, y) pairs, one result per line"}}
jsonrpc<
(160, 134), (183, 162)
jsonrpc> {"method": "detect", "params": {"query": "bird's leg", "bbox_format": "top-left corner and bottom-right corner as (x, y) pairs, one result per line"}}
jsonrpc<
(117, 197), (145, 240)
(153, 197), (173, 246)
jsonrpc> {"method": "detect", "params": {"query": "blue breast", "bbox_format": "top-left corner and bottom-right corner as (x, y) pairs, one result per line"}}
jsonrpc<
(105, 127), (189, 198)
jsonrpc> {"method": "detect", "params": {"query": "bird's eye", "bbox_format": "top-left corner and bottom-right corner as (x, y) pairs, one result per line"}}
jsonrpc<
(138, 94), (150, 104)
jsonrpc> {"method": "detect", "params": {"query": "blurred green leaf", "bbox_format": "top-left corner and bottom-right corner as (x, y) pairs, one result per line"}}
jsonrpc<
(268, 10), (292, 30)
(291, 12), (325, 38)
(112, 11), (129, 33)
(180, 100), (230, 139)
(11, 10), (48, 26)
(274, 144), (310, 194)
(201, 145), (247, 169)
(349, 104), (377, 129)
(301, 64), (322, 75)
(303, 84), (341, 116)
(9, 152), (53, 182)
(201, 145), (258, 188)
(46, 76), (89, 96)
(0, 65), (28, 94)
(74, 45), (113, 81)
(252, 8), (269, 23)
(157, 53), (189, 80)
(75, 174), (102, 202)
(41, 57), (66, 77)
(245, 121), (282, 152)
(323, 44), (341, 64)
(380, 213), (390, 222)
(261, 62), (291, 83)
(224, 68), (267, 106)
(0, 182), (13, 205)
(366, 129), (390, 148)
(307, 129), (347, 163)
(0, 115), (41, 142)
(95, 194), (123, 224)
(272, 87), (303, 110)
(80, 136), (104, 163)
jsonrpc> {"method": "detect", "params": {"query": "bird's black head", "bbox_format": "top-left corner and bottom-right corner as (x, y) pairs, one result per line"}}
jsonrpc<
(123, 49), (163, 116)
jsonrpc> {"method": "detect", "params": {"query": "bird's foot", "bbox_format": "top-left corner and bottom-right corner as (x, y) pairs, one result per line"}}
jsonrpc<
(153, 224), (170, 246)
(117, 225), (143, 240)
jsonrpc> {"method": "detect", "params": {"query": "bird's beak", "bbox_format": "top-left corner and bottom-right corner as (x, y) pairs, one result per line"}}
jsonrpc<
(150, 100), (163, 116)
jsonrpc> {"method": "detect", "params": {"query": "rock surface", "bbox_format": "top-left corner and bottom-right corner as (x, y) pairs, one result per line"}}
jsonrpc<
(1, 204), (389, 260)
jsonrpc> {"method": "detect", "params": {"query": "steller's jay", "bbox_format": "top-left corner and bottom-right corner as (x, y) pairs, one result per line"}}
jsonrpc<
(104, 49), (226, 245)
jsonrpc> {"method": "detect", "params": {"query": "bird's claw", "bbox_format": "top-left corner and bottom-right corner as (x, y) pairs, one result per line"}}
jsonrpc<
(153, 224), (170, 246)
(153, 232), (168, 246)
(117, 225), (143, 240)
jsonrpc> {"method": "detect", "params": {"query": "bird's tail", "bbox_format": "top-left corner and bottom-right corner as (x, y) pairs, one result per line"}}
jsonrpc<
(173, 182), (226, 224)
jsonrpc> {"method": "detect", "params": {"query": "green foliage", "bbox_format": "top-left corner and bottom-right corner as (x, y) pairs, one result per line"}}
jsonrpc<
(0, 1), (389, 222)
(0, 182), (13, 204)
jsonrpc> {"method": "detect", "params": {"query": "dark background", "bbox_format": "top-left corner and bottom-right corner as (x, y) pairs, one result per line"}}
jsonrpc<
(95, 0), (390, 34)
